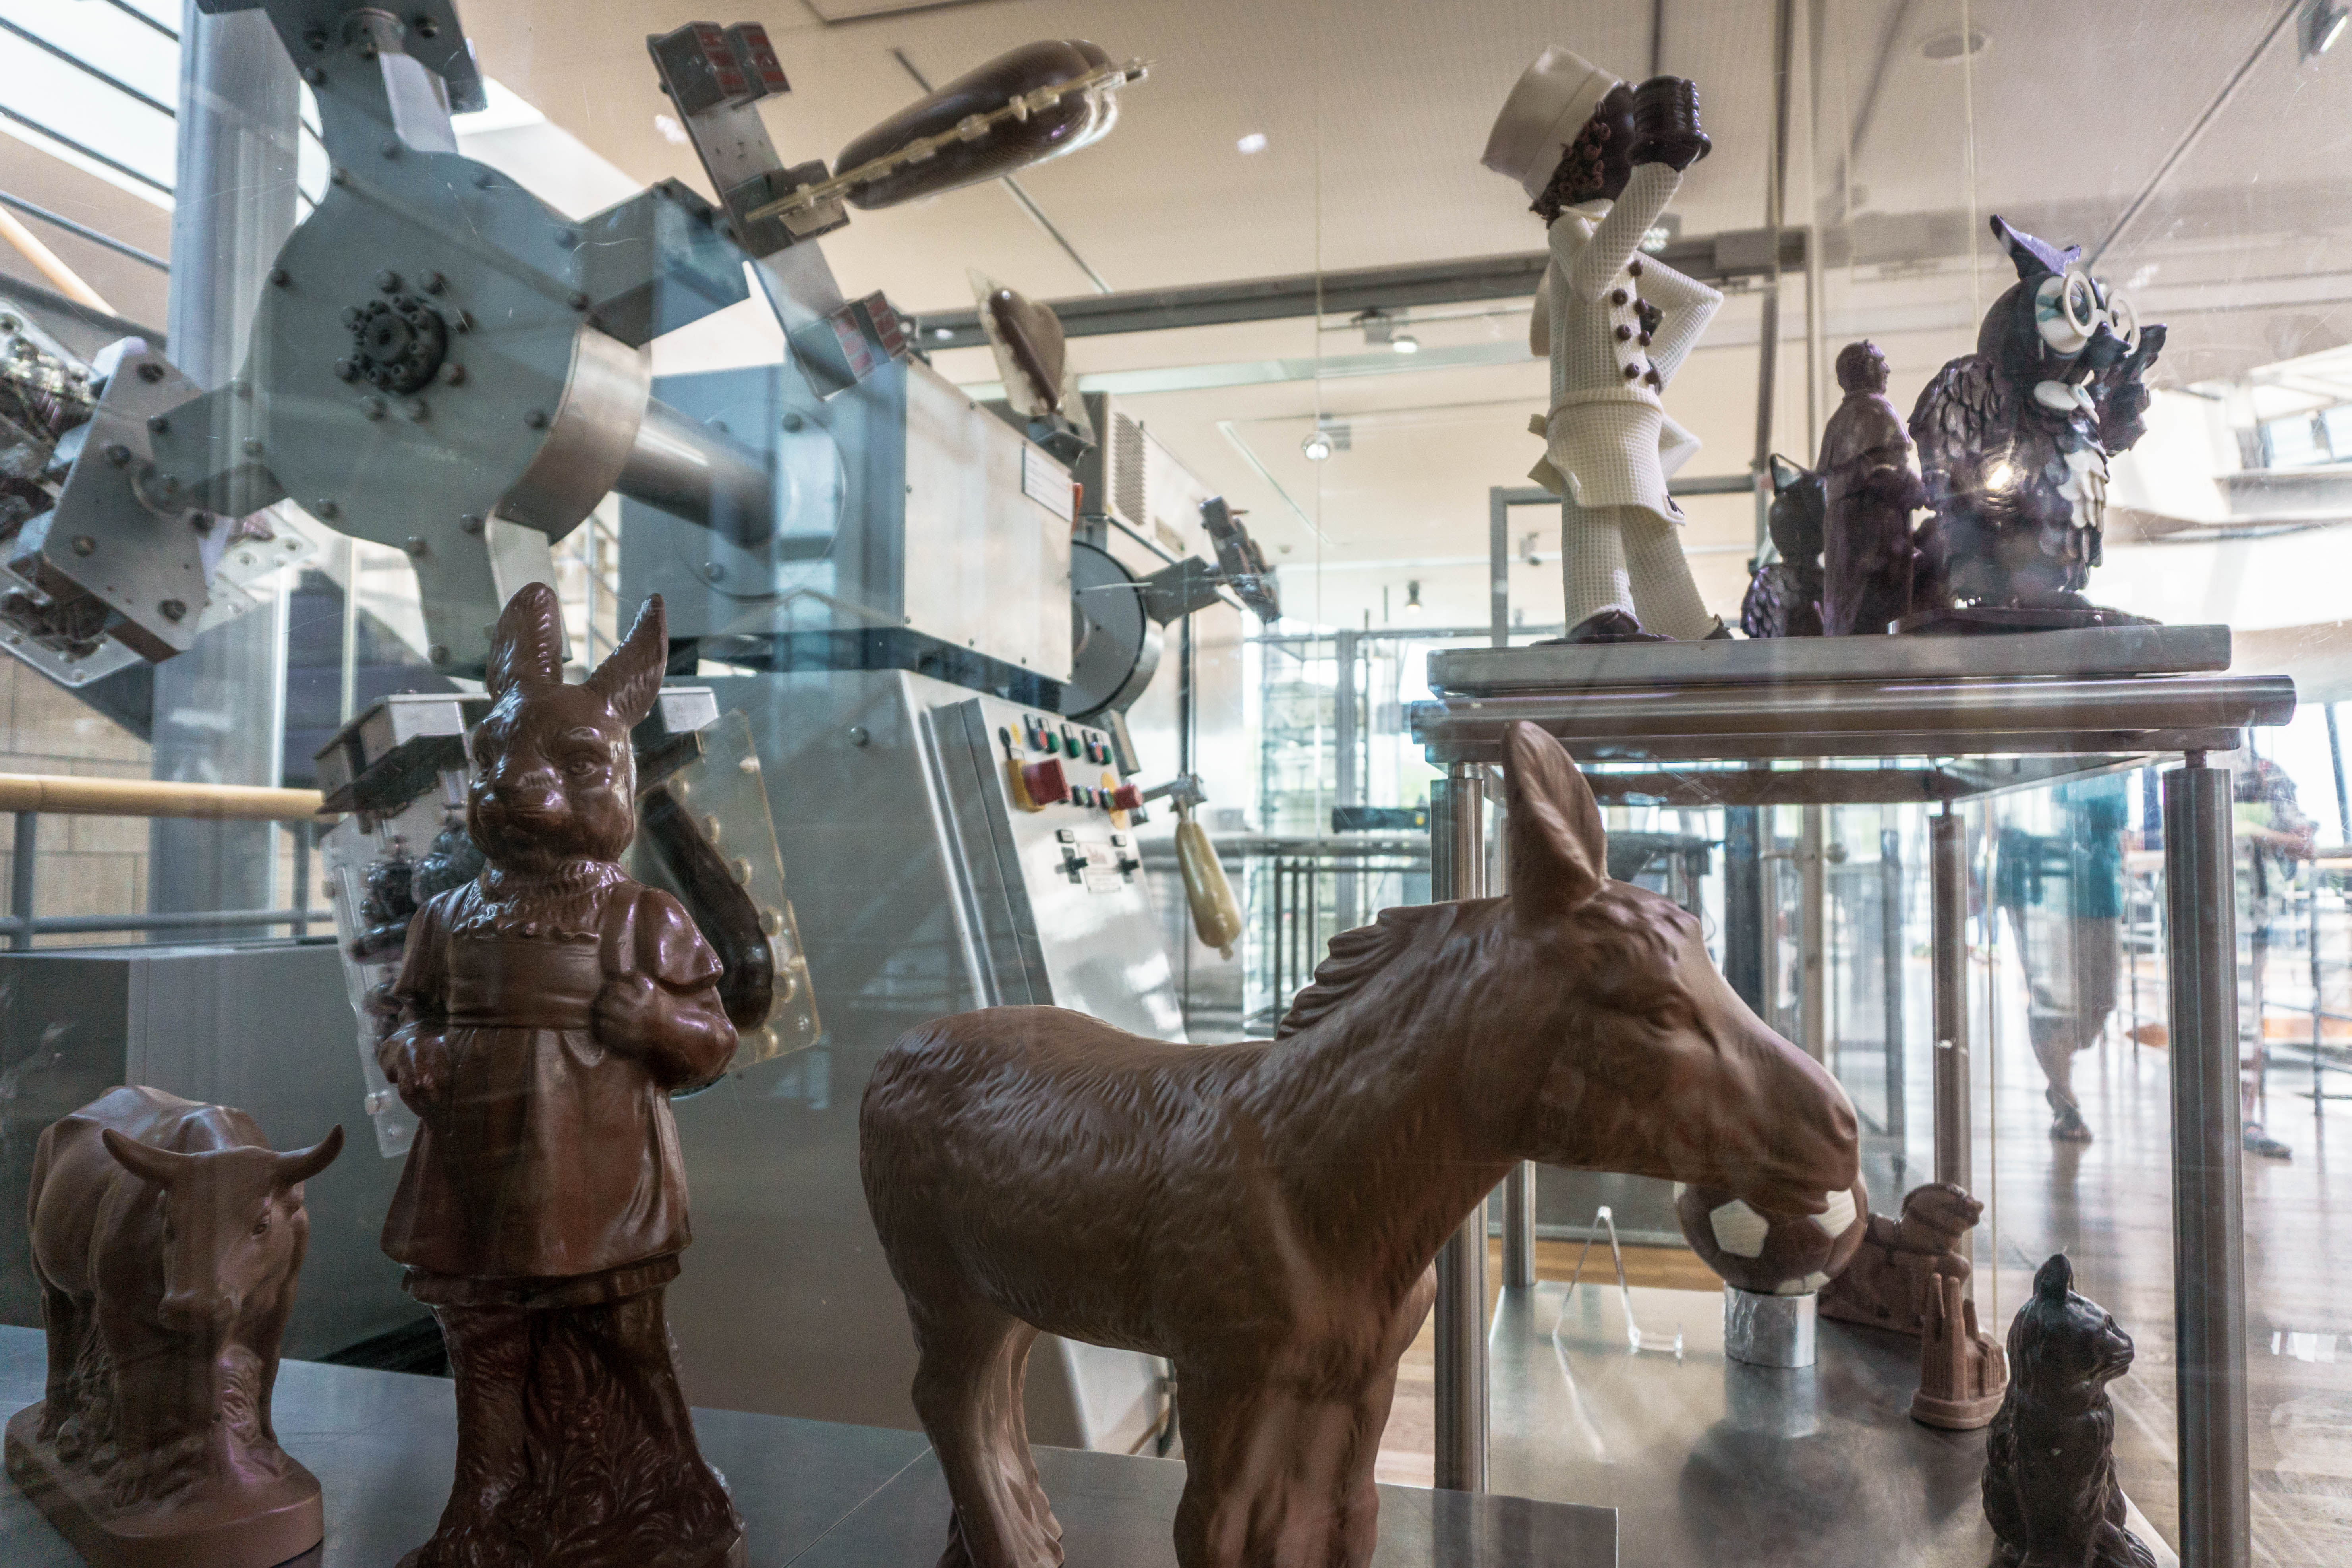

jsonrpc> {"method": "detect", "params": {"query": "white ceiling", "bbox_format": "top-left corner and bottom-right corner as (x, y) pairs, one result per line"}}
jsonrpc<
(10, 0), (2352, 632)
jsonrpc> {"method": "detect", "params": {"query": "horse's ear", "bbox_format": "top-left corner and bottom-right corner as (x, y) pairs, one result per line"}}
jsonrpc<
(1504, 721), (1605, 921)
(584, 595), (666, 728)
(487, 582), (566, 700)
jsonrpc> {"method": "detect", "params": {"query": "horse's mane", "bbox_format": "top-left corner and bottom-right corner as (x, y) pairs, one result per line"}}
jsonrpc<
(1275, 903), (1453, 1040)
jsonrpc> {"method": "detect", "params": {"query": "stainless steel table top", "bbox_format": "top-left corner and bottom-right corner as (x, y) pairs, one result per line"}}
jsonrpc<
(0, 1326), (1615, 1566)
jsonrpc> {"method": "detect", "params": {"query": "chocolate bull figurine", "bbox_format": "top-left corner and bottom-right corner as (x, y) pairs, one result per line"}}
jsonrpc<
(11, 1086), (343, 1568)
(862, 720), (1860, 1568)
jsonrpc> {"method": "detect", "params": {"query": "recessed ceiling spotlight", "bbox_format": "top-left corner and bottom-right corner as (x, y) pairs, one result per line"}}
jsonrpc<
(1405, 580), (1423, 615)
(2302, 0), (2348, 60)
(1919, 29), (1989, 62)
(1391, 333), (1420, 355)
(933, 326), (955, 340)
(1237, 132), (1268, 155)
(1300, 428), (1333, 462)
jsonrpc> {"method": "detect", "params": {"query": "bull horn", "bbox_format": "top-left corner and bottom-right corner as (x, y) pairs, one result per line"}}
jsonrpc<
(102, 1127), (195, 1189)
(272, 1125), (345, 1187)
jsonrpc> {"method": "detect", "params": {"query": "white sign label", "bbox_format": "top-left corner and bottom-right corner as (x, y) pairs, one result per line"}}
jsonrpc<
(1023, 446), (1075, 522)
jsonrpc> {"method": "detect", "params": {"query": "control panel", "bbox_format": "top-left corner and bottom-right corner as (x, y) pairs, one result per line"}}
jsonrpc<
(927, 690), (1182, 1041)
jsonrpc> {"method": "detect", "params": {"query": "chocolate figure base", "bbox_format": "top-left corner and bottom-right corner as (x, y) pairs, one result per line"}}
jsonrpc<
(1895, 603), (2157, 635)
(6, 1405), (321, 1568)
(394, 1288), (746, 1568)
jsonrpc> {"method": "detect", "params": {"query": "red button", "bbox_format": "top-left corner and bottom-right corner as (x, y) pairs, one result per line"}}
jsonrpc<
(1022, 759), (1070, 806)
(1111, 783), (1144, 811)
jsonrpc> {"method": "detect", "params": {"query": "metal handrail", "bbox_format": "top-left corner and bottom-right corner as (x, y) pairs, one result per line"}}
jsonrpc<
(0, 773), (328, 822)
(0, 909), (311, 937)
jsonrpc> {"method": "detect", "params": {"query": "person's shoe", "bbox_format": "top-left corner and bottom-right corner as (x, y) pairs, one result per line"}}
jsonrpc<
(2049, 1104), (2095, 1143)
(1566, 609), (1672, 644)
(2244, 1125), (2294, 1160)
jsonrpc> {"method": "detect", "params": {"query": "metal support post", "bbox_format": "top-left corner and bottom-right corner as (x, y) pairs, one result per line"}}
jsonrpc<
(10, 810), (37, 952)
(1931, 804), (1970, 1191)
(1798, 804), (1828, 1061)
(1429, 761), (1488, 1493)
(1880, 826), (1908, 1156)
(1502, 1163), (1536, 1290)
(1333, 630), (1359, 932)
(1724, 806), (1766, 1013)
(2164, 756), (2250, 1568)
(152, 2), (300, 918)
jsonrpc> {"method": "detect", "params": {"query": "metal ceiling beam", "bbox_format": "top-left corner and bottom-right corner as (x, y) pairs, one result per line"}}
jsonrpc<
(910, 228), (1808, 350)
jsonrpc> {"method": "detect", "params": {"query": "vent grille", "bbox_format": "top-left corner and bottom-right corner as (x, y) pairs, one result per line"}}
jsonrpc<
(1112, 414), (1146, 525)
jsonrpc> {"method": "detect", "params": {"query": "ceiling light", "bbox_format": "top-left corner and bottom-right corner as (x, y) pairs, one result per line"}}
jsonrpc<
(1405, 580), (1423, 615)
(1237, 132), (1268, 155)
(1918, 29), (1989, 62)
(1391, 333), (1420, 355)
(1300, 429), (1333, 462)
(933, 327), (955, 340)
(2302, 0), (2348, 59)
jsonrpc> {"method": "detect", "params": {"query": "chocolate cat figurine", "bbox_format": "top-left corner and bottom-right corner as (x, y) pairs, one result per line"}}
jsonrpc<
(1982, 1254), (2155, 1568)
(375, 585), (746, 1568)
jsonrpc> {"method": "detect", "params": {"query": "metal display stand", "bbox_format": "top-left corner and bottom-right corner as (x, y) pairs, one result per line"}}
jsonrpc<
(1409, 628), (2290, 1568)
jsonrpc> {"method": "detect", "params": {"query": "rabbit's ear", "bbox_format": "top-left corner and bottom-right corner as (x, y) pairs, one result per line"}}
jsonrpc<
(585, 594), (666, 727)
(487, 582), (566, 699)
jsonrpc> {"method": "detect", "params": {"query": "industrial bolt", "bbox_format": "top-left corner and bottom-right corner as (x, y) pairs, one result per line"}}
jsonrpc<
(330, 167), (347, 186)
(137, 362), (165, 383)
(103, 444), (130, 467)
(524, 409), (548, 429)
(439, 363), (466, 385)
(269, 267), (291, 286)
(405, 537), (429, 558)
(420, 270), (445, 294)
(342, 305), (363, 328)
(556, 228), (578, 249)
(782, 413), (804, 432)
(380, 139), (400, 159)
(301, 66), (324, 86)
(376, 269), (400, 292)
(70, 536), (95, 556)
(362, 396), (386, 420)
(158, 599), (186, 622)
(303, 27), (327, 50)
(242, 437), (263, 457)
(459, 513), (484, 534)
(315, 499), (339, 518)
(473, 170), (495, 189)
(146, 414), (169, 434)
(404, 398), (427, 420)
(414, 15), (441, 39)
(334, 358), (358, 381)
(567, 290), (590, 311)
(846, 725), (870, 748)
(702, 562), (725, 582)
(428, 643), (451, 665)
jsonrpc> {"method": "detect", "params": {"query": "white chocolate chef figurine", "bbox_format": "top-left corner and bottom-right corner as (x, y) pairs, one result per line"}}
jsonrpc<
(1485, 49), (1728, 642)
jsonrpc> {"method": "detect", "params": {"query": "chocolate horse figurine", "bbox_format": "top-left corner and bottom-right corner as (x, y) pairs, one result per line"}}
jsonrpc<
(12, 1087), (342, 1568)
(375, 585), (745, 1568)
(861, 721), (1860, 1568)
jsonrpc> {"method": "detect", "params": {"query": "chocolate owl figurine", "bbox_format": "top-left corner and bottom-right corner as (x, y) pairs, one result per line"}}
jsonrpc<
(1908, 217), (2165, 627)
(373, 585), (745, 1568)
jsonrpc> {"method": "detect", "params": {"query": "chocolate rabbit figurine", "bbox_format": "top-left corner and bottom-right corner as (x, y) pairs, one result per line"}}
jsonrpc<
(375, 584), (745, 1568)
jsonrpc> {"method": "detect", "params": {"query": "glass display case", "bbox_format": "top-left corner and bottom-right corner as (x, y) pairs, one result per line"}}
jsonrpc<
(0, 3), (2345, 1566)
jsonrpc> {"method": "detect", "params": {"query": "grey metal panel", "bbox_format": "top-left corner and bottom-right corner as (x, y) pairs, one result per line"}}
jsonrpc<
(661, 670), (1173, 1450)
(0, 941), (417, 1361)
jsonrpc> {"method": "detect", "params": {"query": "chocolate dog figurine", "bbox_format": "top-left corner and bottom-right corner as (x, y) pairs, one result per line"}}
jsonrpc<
(375, 585), (745, 1568)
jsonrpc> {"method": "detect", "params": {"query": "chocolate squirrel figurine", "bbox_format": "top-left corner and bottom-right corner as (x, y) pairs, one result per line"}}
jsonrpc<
(1819, 1181), (1981, 1334)
(1982, 1254), (2155, 1567)
(375, 584), (745, 1568)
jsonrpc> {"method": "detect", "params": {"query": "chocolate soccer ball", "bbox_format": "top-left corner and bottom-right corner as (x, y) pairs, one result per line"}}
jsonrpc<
(1677, 1177), (1870, 1295)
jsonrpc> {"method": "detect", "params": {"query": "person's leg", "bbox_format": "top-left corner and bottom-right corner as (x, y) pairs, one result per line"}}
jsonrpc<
(1562, 499), (1636, 630)
(1622, 506), (1722, 640)
(2244, 921), (2292, 1158)
(2009, 905), (2091, 1139)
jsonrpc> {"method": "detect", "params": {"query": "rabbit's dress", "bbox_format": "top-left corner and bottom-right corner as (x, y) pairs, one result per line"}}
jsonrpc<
(380, 862), (723, 1306)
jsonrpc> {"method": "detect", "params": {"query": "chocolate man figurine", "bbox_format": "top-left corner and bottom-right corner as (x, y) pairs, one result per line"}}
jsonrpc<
(376, 584), (745, 1568)
(1818, 341), (1929, 636)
